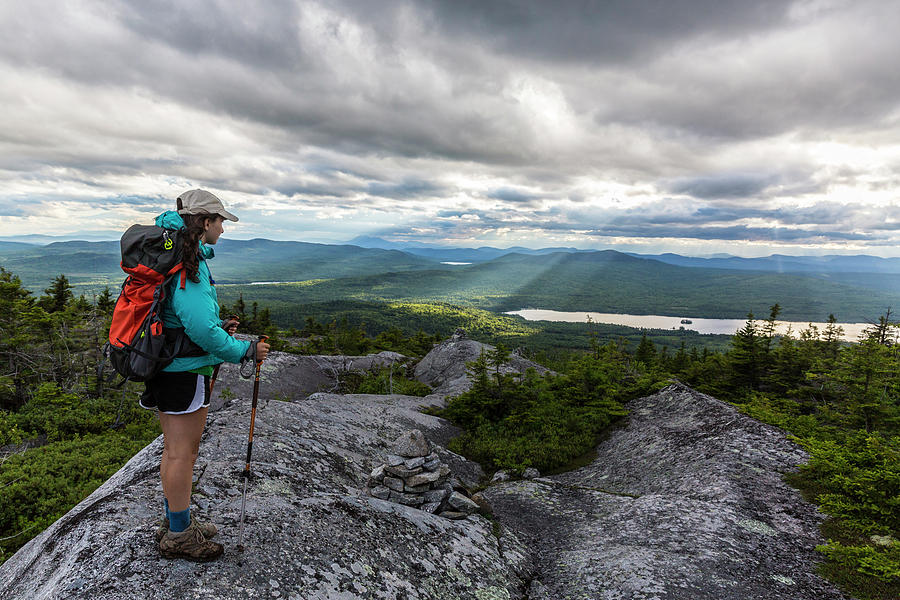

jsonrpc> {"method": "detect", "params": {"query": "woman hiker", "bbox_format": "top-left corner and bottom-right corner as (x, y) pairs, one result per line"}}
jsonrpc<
(139, 189), (270, 561)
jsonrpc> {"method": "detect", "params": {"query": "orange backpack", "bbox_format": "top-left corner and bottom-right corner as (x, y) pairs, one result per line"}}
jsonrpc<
(105, 224), (193, 381)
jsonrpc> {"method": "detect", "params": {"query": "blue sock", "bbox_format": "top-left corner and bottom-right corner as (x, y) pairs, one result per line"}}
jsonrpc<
(164, 498), (170, 522)
(169, 508), (191, 533)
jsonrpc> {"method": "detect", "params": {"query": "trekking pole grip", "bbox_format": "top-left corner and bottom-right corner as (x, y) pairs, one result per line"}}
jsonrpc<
(257, 335), (269, 364)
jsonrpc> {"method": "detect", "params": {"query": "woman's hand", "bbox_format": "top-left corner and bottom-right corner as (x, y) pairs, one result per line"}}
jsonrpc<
(222, 317), (239, 335)
(256, 340), (270, 362)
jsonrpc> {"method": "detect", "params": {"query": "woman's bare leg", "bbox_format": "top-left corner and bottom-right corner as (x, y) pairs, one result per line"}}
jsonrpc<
(159, 407), (209, 513)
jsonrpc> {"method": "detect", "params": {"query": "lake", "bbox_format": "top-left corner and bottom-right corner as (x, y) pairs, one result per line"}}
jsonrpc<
(505, 309), (873, 342)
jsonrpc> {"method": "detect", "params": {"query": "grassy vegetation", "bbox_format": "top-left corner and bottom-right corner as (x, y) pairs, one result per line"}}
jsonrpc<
(341, 365), (432, 397)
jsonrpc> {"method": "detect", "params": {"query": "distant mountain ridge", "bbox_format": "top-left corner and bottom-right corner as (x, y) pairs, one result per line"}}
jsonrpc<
(627, 252), (900, 274)
(347, 235), (583, 263)
(0, 238), (444, 291)
(213, 249), (898, 321)
(3, 237), (899, 320)
(351, 236), (900, 273)
(5, 232), (900, 274)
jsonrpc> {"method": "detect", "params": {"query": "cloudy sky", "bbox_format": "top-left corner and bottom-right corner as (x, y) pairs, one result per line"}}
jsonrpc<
(1, 0), (899, 256)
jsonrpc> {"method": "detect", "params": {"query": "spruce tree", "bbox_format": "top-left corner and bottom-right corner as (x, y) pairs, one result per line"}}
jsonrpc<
(730, 313), (761, 391)
(635, 333), (656, 367)
(96, 287), (115, 314)
(40, 274), (73, 313)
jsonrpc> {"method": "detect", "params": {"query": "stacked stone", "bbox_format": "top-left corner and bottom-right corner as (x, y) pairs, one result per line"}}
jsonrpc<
(368, 430), (479, 519)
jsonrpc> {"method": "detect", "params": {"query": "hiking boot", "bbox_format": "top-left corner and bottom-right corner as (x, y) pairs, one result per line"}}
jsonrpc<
(155, 518), (218, 543)
(158, 521), (224, 562)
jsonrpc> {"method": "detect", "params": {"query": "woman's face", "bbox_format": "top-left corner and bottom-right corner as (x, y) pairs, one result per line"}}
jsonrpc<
(201, 215), (226, 245)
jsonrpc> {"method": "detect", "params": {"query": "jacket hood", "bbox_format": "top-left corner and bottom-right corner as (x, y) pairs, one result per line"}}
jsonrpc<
(155, 210), (184, 230)
(154, 211), (214, 259)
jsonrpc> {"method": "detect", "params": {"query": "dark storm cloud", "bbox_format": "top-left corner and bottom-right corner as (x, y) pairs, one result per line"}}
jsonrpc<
(272, 183), (352, 199)
(119, 1), (306, 70)
(3, 0), (899, 166)
(419, 0), (790, 64)
(668, 173), (780, 200)
(585, 224), (875, 243)
(366, 179), (447, 199)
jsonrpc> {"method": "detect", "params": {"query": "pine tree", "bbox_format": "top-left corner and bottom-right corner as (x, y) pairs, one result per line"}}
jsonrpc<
(673, 339), (689, 374)
(488, 343), (511, 403)
(863, 308), (897, 345)
(96, 287), (115, 314)
(39, 274), (73, 313)
(730, 313), (761, 391)
(821, 313), (844, 365)
(826, 338), (898, 432)
(635, 333), (656, 367)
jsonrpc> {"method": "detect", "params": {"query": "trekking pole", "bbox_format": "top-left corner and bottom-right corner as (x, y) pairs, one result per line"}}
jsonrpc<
(237, 334), (268, 552)
(209, 364), (221, 398)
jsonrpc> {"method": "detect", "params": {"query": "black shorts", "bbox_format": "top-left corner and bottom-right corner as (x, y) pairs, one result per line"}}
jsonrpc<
(140, 371), (210, 415)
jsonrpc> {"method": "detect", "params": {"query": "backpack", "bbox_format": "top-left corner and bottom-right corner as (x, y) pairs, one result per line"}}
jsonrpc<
(105, 224), (199, 382)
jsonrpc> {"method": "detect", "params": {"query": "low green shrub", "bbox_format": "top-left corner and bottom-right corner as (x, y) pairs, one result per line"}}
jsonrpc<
(0, 429), (158, 561)
(818, 541), (900, 583)
(344, 365), (432, 397)
(798, 432), (900, 536)
(439, 343), (647, 473)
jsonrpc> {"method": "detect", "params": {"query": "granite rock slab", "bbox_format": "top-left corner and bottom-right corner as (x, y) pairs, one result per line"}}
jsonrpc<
(0, 352), (530, 600)
(483, 383), (850, 600)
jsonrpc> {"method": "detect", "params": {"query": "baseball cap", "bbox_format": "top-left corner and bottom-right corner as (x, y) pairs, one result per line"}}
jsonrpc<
(176, 189), (239, 222)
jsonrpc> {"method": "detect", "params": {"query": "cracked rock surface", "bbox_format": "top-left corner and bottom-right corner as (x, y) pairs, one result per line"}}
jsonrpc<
(482, 383), (850, 600)
(0, 353), (529, 600)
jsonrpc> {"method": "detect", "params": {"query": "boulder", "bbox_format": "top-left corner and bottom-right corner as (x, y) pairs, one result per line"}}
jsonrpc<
(447, 492), (480, 514)
(211, 342), (409, 410)
(392, 429), (431, 458)
(413, 331), (551, 401)
(491, 470), (512, 484)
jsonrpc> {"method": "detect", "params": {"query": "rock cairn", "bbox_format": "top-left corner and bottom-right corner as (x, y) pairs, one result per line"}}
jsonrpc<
(368, 429), (479, 519)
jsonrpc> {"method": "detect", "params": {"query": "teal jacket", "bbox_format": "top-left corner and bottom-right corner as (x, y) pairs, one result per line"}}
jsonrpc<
(155, 211), (251, 372)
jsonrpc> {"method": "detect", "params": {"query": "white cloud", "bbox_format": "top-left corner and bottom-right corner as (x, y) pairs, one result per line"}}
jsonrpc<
(0, 0), (899, 255)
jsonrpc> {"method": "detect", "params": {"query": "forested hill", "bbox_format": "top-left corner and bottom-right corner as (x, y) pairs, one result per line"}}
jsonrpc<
(2, 240), (899, 322)
(0, 238), (442, 290)
(218, 250), (900, 322)
(0, 241), (35, 252)
(632, 252), (900, 274)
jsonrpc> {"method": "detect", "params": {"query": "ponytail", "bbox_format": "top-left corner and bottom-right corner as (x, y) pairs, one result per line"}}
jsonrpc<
(180, 213), (211, 283)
